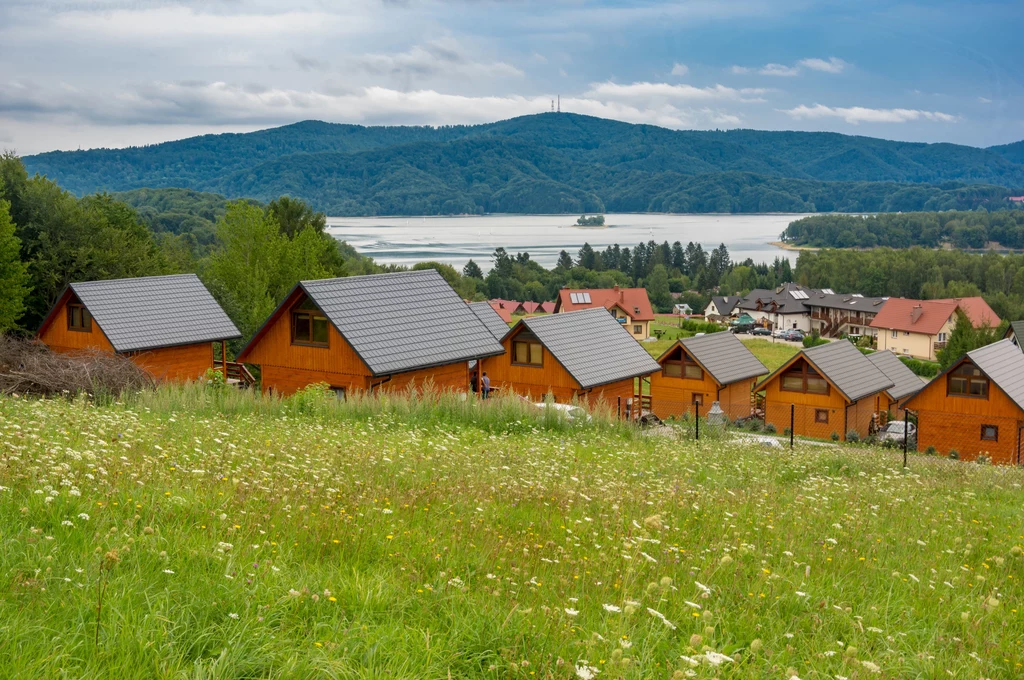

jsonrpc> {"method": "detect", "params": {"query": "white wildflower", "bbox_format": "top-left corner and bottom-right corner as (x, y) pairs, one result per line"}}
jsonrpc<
(228, 612), (239, 620)
(860, 660), (880, 673)
(77, 513), (90, 521)
(574, 664), (600, 680)
(564, 608), (579, 617)
(704, 651), (733, 665)
(602, 604), (621, 613)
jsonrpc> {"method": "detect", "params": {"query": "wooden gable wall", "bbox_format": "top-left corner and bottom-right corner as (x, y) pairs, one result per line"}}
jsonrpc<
(909, 358), (1023, 464)
(38, 291), (115, 354)
(481, 325), (580, 402)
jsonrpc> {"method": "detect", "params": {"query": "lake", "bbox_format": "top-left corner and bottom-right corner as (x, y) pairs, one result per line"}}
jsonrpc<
(325, 213), (810, 271)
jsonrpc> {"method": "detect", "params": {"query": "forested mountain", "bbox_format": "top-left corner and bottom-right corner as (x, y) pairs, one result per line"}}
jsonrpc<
(990, 140), (1024, 166)
(22, 114), (1024, 215)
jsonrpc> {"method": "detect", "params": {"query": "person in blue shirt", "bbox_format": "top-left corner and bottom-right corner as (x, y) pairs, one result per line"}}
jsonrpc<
(481, 372), (491, 399)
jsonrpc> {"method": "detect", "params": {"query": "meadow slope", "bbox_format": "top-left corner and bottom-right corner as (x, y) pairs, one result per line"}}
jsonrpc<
(0, 388), (1022, 678)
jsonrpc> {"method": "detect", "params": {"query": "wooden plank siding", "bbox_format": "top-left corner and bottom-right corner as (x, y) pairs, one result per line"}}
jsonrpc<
(39, 291), (214, 382)
(242, 290), (473, 396)
(909, 359), (1023, 464)
(130, 343), (214, 382)
(38, 292), (115, 354)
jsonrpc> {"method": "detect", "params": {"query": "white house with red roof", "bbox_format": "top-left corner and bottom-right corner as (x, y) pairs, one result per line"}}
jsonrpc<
(554, 286), (655, 339)
(870, 297), (1001, 361)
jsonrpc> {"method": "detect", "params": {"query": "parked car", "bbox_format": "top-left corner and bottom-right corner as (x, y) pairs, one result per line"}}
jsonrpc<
(730, 324), (753, 334)
(534, 402), (591, 423)
(780, 330), (805, 341)
(751, 327), (772, 336)
(878, 420), (917, 445)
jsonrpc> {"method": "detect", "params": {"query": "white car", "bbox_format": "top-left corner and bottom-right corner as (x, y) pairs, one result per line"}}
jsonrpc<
(878, 421), (917, 444)
(534, 402), (592, 423)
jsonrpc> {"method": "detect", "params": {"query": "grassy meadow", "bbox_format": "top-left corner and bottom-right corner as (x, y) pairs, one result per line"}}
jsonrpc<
(1, 386), (1022, 678)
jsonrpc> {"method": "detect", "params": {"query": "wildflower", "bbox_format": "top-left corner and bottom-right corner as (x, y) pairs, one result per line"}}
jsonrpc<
(647, 607), (676, 629)
(704, 651), (732, 666)
(574, 664), (600, 679)
(860, 660), (881, 673)
(143, 526), (154, 535)
(228, 612), (239, 620)
(78, 513), (90, 521)
(61, 520), (74, 527)
(689, 634), (703, 648)
(659, 576), (673, 588)
(216, 542), (233, 553)
(602, 604), (621, 613)
(749, 639), (763, 654)
(720, 555), (733, 566)
(564, 608), (579, 617)
(643, 514), (663, 530)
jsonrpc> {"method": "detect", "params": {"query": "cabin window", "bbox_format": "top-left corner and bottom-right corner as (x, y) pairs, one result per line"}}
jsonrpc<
(512, 340), (543, 366)
(815, 409), (829, 424)
(663, 363), (682, 378)
(67, 303), (91, 332)
(663, 350), (702, 380)
(633, 324), (643, 335)
(292, 298), (329, 347)
(891, 330), (898, 339)
(780, 363), (829, 395)
(981, 424), (998, 441)
(330, 386), (346, 401)
(948, 363), (988, 399)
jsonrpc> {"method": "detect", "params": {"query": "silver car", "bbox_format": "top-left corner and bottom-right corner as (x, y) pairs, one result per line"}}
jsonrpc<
(878, 421), (917, 444)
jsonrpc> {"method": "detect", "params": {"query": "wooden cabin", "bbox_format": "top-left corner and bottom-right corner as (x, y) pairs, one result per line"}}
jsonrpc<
(904, 339), (1024, 464)
(480, 308), (661, 406)
(650, 332), (767, 421)
(755, 341), (893, 441)
(866, 350), (924, 413)
(236, 270), (504, 396)
(36, 274), (241, 382)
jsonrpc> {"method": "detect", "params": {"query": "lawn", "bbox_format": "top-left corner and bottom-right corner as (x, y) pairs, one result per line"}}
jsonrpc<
(1, 387), (1022, 678)
(737, 338), (800, 373)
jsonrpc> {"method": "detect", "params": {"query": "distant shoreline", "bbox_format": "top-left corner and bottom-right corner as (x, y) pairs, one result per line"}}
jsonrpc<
(769, 241), (821, 252)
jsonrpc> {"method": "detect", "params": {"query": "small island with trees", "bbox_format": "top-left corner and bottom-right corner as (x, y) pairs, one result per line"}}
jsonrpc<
(575, 214), (605, 227)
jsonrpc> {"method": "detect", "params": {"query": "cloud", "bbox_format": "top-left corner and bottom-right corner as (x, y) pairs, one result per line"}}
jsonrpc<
(759, 63), (800, 77)
(782, 103), (958, 124)
(671, 63), (689, 77)
(585, 81), (766, 102)
(729, 65), (751, 74)
(978, 96), (992, 104)
(355, 39), (523, 83)
(291, 52), (329, 73)
(798, 57), (847, 73)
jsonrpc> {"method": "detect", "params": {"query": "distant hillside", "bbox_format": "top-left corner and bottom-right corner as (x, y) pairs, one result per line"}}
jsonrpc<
(990, 140), (1024, 167)
(23, 113), (1024, 215)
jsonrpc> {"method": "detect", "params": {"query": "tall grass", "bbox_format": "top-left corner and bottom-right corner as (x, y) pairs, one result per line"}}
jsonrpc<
(125, 381), (636, 436)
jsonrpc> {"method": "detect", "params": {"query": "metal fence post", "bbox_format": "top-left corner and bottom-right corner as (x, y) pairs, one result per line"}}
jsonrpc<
(902, 408), (909, 468)
(790, 403), (795, 450)
(695, 405), (700, 441)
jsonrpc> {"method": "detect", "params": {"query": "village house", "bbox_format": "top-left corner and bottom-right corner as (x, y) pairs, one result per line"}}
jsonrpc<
(650, 331), (767, 421)
(865, 350), (925, 412)
(521, 301), (540, 314)
(540, 302), (556, 314)
(480, 308), (661, 407)
(554, 286), (655, 339)
(737, 283), (885, 337)
(36, 274), (241, 382)
(870, 297), (1001, 362)
(1002, 320), (1024, 348)
(703, 295), (741, 322)
(755, 340), (893, 441)
(236, 270), (504, 396)
(487, 302), (512, 325)
(904, 339), (1024, 465)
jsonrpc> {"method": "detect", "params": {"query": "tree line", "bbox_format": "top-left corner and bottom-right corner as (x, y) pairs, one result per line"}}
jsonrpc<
(782, 210), (1024, 249)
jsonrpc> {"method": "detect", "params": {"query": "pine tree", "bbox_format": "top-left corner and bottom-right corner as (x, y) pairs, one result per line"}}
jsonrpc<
(556, 250), (573, 270)
(462, 259), (484, 279)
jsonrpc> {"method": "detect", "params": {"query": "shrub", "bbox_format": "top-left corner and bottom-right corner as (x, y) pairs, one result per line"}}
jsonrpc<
(899, 356), (940, 378)
(846, 430), (860, 443)
(764, 423), (777, 434)
(948, 449), (960, 460)
(803, 330), (829, 349)
(977, 454), (990, 465)
(830, 431), (840, 442)
(925, 445), (937, 456)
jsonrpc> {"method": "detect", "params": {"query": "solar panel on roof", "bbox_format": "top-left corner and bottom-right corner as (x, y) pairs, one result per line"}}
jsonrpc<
(581, 292), (591, 303)
(822, 288), (835, 295)
(790, 290), (809, 300)
(569, 293), (579, 304)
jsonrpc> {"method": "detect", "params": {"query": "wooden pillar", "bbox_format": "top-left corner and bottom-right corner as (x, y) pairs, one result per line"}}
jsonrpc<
(221, 340), (228, 375)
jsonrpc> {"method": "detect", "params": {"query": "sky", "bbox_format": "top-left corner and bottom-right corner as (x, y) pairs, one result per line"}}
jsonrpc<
(1, 0), (1022, 156)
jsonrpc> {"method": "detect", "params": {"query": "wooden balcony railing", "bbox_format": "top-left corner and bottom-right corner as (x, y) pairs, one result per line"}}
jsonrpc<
(215, 360), (256, 387)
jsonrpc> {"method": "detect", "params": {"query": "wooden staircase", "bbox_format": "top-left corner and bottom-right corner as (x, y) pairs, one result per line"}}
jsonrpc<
(215, 360), (256, 388)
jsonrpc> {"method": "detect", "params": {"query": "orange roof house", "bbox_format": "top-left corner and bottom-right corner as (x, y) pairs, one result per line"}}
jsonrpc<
(488, 302), (512, 324)
(554, 286), (655, 339)
(650, 332), (767, 421)
(870, 297), (1000, 362)
(36, 274), (241, 383)
(904, 339), (1024, 465)
(237, 271), (504, 397)
(755, 341), (893, 442)
(521, 301), (540, 314)
(481, 308), (661, 408)
(540, 302), (556, 314)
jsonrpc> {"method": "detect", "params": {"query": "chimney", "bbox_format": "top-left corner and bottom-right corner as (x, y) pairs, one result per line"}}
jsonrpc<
(911, 304), (923, 324)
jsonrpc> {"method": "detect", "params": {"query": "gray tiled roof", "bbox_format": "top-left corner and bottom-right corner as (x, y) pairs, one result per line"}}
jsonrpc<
(1003, 320), (1024, 342)
(802, 340), (893, 402)
(468, 302), (512, 342)
(965, 339), (1024, 411)
(866, 350), (923, 401)
(680, 332), (768, 385)
(709, 296), (741, 315)
(301, 270), (505, 376)
(521, 308), (662, 389)
(68, 274), (240, 353)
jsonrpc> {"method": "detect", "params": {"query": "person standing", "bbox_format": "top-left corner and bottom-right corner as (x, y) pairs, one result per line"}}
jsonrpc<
(481, 372), (491, 399)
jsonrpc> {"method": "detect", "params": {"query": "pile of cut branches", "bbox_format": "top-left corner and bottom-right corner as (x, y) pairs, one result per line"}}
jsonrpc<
(0, 336), (152, 397)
